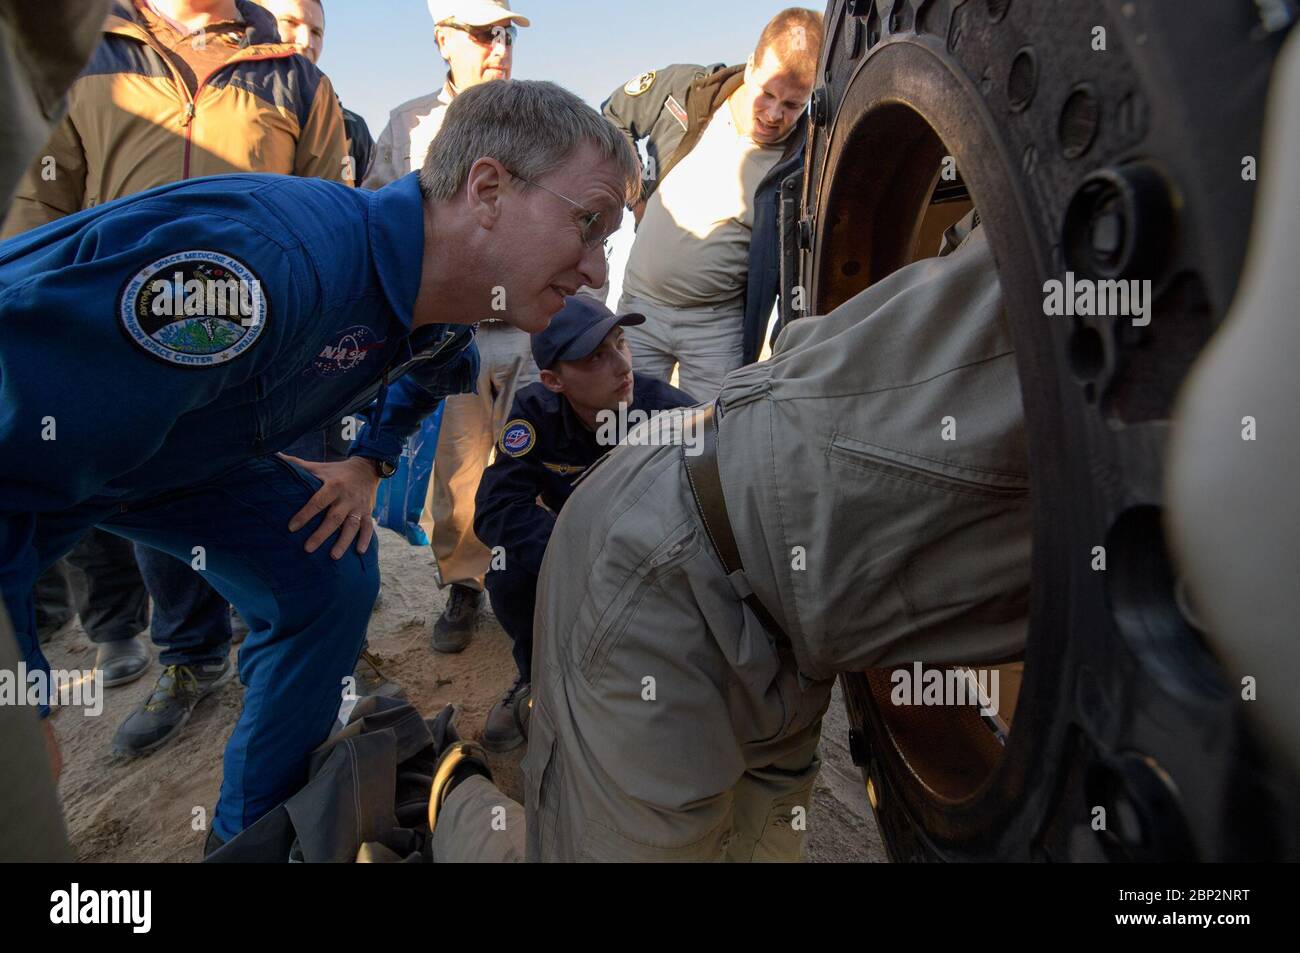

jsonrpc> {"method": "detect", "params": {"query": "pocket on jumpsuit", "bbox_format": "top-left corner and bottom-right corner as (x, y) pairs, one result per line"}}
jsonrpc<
(578, 522), (700, 684)
(824, 433), (1031, 666)
(521, 699), (561, 860)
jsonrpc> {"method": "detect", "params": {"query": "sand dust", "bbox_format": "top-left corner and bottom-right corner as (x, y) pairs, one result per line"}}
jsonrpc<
(43, 528), (886, 862)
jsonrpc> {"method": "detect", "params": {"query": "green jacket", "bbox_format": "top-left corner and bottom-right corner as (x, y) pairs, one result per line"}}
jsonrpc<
(602, 62), (745, 203)
(601, 63), (808, 363)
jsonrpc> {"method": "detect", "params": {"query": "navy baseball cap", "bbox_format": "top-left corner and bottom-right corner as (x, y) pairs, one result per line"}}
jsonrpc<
(531, 295), (644, 370)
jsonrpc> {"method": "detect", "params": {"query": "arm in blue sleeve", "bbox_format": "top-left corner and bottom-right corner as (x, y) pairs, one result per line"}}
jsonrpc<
(0, 205), (316, 676)
(472, 436), (555, 578)
(349, 334), (479, 464)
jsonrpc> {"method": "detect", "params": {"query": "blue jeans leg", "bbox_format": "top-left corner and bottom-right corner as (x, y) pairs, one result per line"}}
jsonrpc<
(134, 544), (232, 667)
(102, 455), (379, 841)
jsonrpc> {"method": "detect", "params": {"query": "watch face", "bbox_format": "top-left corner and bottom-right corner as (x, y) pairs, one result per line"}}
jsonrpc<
(379, 460), (398, 477)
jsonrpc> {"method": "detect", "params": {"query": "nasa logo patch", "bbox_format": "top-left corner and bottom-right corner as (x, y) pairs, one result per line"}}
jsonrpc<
(499, 419), (536, 458)
(118, 250), (267, 367)
(624, 70), (656, 96)
(310, 325), (387, 378)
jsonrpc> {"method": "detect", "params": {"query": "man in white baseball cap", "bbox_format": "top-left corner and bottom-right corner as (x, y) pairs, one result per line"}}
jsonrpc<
(364, 1), (538, 656)
(365, 1), (529, 191)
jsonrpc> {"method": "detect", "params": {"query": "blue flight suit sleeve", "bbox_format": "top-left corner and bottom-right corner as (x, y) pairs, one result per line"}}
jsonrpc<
(347, 332), (480, 465)
(472, 399), (555, 578)
(0, 204), (318, 678)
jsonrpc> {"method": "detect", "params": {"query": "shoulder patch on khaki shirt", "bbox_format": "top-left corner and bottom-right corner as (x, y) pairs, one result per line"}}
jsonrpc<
(624, 70), (657, 96)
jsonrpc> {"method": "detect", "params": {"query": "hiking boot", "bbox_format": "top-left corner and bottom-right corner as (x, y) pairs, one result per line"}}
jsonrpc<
(353, 648), (391, 696)
(95, 634), (152, 688)
(482, 676), (531, 753)
(429, 584), (482, 654)
(112, 659), (233, 756)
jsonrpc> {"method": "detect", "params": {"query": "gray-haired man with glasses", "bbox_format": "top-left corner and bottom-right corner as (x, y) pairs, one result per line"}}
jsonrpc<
(505, 168), (616, 263)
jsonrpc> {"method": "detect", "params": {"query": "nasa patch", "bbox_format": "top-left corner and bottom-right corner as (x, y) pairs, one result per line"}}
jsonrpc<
(310, 325), (387, 378)
(624, 70), (656, 96)
(118, 250), (267, 367)
(499, 419), (536, 458)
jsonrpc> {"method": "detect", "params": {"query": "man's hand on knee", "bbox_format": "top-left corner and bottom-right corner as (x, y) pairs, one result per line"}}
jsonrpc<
(282, 455), (380, 559)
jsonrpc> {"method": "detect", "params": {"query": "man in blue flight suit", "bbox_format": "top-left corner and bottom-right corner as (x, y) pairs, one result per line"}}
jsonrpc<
(0, 78), (639, 849)
(473, 295), (694, 751)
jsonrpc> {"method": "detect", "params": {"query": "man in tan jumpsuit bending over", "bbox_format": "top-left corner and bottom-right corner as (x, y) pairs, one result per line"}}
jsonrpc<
(426, 223), (1032, 861)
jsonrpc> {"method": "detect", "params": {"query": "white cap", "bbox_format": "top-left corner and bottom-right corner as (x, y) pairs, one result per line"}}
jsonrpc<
(427, 0), (531, 29)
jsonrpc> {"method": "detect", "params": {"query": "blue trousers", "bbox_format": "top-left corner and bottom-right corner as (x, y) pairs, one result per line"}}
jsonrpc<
(13, 455), (378, 841)
(134, 429), (347, 667)
(484, 562), (537, 682)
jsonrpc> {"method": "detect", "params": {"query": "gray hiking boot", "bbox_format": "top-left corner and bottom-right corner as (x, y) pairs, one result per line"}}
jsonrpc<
(429, 584), (482, 654)
(482, 676), (531, 753)
(112, 659), (233, 756)
(95, 634), (152, 688)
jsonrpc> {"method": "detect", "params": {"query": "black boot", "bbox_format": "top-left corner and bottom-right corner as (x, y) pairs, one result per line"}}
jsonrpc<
(95, 634), (152, 688)
(482, 676), (530, 753)
(429, 584), (482, 654)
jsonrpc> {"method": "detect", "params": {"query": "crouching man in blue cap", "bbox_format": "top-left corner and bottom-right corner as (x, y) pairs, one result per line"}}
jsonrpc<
(0, 78), (638, 852)
(473, 295), (695, 751)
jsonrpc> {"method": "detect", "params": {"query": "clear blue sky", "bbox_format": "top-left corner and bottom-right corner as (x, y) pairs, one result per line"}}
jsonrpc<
(317, 0), (816, 136)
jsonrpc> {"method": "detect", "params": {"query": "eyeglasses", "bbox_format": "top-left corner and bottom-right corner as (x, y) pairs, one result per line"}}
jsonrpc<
(504, 168), (615, 260)
(446, 22), (517, 47)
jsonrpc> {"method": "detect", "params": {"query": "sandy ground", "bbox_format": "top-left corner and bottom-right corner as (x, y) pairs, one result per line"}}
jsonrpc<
(43, 528), (886, 863)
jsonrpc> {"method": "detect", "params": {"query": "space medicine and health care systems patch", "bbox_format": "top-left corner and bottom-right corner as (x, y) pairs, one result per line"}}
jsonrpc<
(118, 249), (267, 367)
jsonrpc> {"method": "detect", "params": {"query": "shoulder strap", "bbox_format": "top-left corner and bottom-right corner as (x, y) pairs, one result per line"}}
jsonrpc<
(682, 403), (790, 642)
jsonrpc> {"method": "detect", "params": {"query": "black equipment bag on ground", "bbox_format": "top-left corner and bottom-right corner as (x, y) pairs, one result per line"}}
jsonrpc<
(205, 695), (441, 863)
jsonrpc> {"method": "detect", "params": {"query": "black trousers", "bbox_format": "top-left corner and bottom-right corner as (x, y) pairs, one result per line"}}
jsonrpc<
(484, 562), (537, 682)
(34, 527), (149, 644)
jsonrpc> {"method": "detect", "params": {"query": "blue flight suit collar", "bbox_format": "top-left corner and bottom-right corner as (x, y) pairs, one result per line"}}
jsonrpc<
(368, 173), (426, 333)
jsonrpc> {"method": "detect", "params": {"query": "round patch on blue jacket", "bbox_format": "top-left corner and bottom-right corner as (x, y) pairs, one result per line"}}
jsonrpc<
(118, 250), (268, 367)
(499, 419), (536, 457)
(310, 324), (387, 378)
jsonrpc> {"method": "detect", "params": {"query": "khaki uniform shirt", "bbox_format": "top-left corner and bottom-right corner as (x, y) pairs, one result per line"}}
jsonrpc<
(363, 82), (455, 189)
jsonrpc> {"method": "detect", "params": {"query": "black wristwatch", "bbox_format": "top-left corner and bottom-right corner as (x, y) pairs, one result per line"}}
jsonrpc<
(360, 455), (397, 479)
